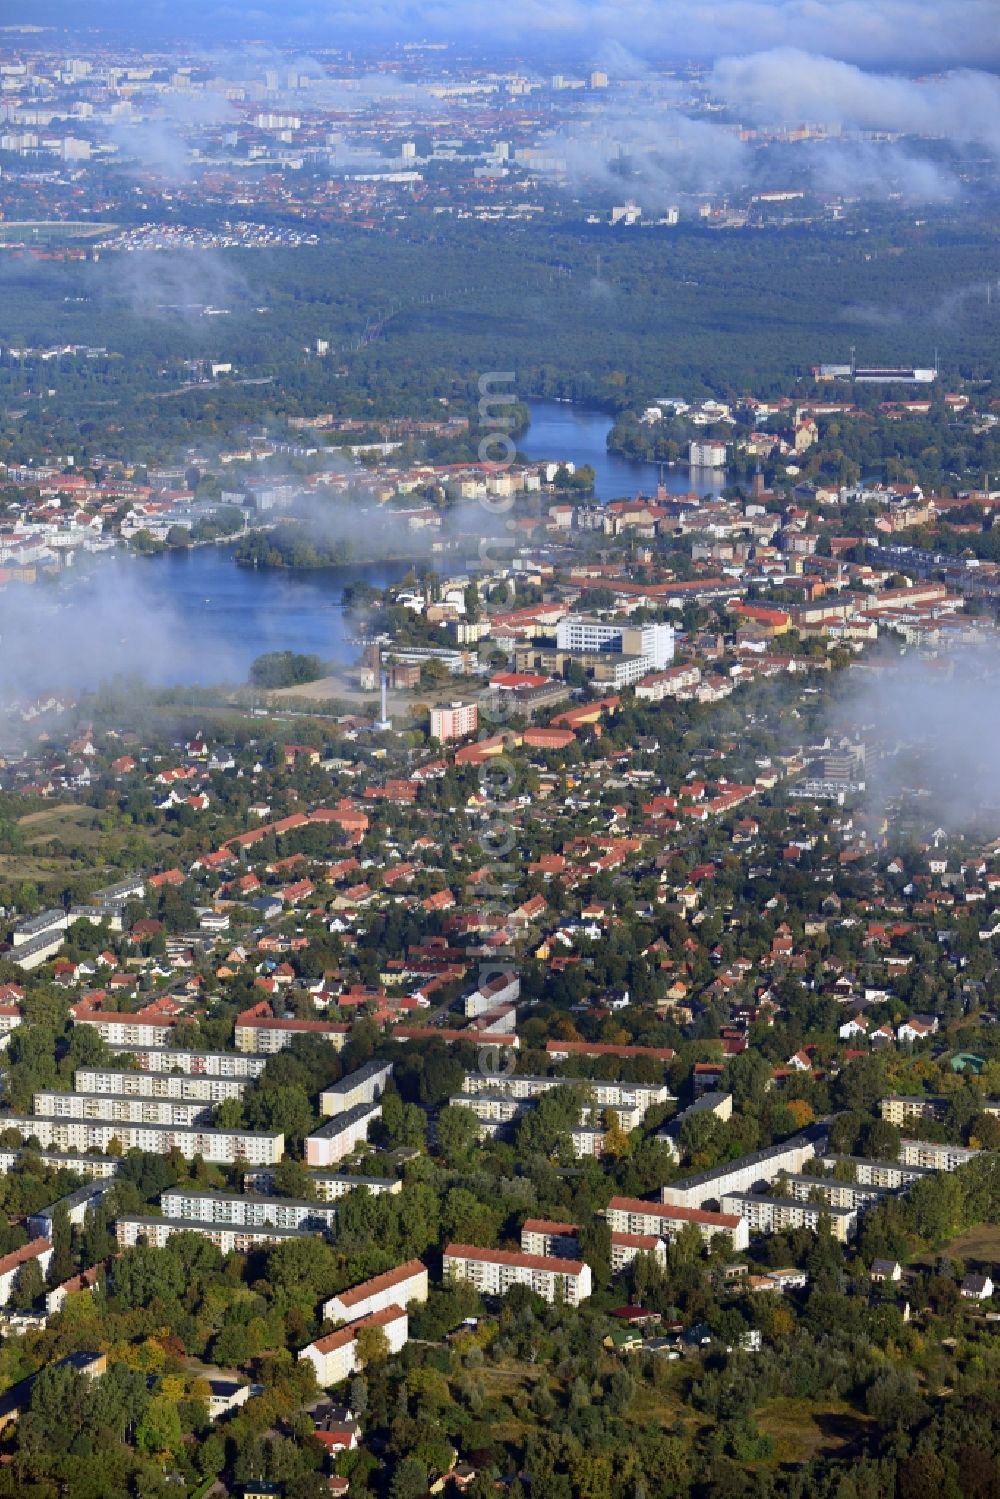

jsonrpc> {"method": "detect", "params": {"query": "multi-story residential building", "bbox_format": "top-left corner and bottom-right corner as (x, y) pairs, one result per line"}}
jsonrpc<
(235, 1003), (349, 1055)
(74, 1068), (247, 1103)
(28, 1179), (111, 1240)
(689, 439), (727, 467)
(520, 1220), (580, 1259)
(159, 1189), (340, 1235)
(429, 701), (479, 743)
(115, 1216), (310, 1253)
(460, 1073), (560, 1101)
(720, 1191), (858, 1243)
(569, 1126), (610, 1158)
(322, 1260), (428, 1324)
(2, 1113), (283, 1165)
(73, 1010), (178, 1048)
(459, 1073), (670, 1114)
(299, 1304), (409, 1388)
(635, 664), (702, 702)
(545, 1040), (676, 1066)
(775, 1172), (886, 1213)
(0, 1148), (121, 1180)
(11, 931), (69, 970)
(659, 1133), (821, 1211)
(105, 1045), (268, 1079)
(0, 1239), (52, 1305)
(610, 1231), (666, 1273)
(443, 1243), (592, 1305)
(305, 1101), (381, 1168)
(32, 1090), (210, 1128)
(449, 1092), (525, 1138)
(243, 1169), (402, 1202)
(0, 1001), (24, 1045)
(898, 1138), (982, 1171)
(817, 1154), (935, 1189)
(319, 1060), (393, 1119)
(606, 1196), (750, 1251)
(880, 1096), (947, 1126)
(462, 973), (520, 1020)
(11, 908), (68, 948)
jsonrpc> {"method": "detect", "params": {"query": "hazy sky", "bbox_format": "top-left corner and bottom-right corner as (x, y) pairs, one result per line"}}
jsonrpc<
(6, 0), (1000, 69)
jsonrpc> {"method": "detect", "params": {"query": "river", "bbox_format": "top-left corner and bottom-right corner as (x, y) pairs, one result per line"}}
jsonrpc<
(6, 402), (716, 692)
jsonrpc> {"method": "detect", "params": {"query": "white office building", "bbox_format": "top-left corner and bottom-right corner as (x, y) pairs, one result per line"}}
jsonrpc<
(555, 615), (674, 671)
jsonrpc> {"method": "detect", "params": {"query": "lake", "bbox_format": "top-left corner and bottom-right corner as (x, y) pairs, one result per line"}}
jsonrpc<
(519, 400), (723, 502)
(0, 552), (415, 694)
(3, 402), (715, 693)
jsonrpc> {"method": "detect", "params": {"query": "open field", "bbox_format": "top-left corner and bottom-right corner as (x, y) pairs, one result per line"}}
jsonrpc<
(757, 1396), (872, 1467)
(912, 1221), (1000, 1271)
(18, 804), (105, 848)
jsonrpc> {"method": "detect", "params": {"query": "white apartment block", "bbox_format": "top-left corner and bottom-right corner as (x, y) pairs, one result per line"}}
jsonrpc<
(105, 1045), (268, 1079)
(689, 439), (727, 467)
(569, 1126), (609, 1158)
(159, 1189), (339, 1234)
(116, 1216), (309, 1254)
(776, 1172), (885, 1213)
(606, 1196), (749, 1251)
(635, 664), (702, 702)
(33, 1090), (210, 1128)
(880, 1096), (947, 1127)
(520, 1219), (580, 1259)
(11, 908), (68, 947)
(235, 1011), (349, 1055)
(299, 1304), (409, 1388)
(443, 1243), (592, 1306)
(11, 931), (68, 970)
(459, 1072), (669, 1115)
(74, 1012), (177, 1047)
(243, 1169), (401, 1202)
(898, 1138), (981, 1172)
(74, 1068), (247, 1103)
(0, 1148), (121, 1180)
(323, 1259), (428, 1325)
(319, 1059), (393, 1119)
(659, 1135), (818, 1211)
(3, 1113), (283, 1165)
(449, 1092), (525, 1138)
(0, 1004), (23, 1041)
(0, 1239), (52, 1306)
(305, 1101), (381, 1168)
(463, 973), (520, 1019)
(818, 1154), (934, 1189)
(610, 1231), (667, 1274)
(720, 1191), (858, 1243)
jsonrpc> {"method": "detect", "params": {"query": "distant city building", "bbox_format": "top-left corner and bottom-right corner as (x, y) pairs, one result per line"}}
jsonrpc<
(689, 440), (727, 468)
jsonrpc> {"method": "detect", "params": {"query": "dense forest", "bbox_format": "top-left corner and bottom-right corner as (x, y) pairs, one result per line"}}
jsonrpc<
(0, 219), (998, 469)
